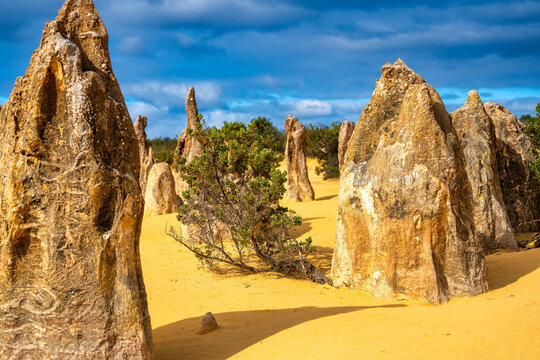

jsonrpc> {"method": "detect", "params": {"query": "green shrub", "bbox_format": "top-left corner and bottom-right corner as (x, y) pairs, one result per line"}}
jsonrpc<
(525, 102), (540, 182)
(148, 137), (177, 164)
(167, 118), (329, 284)
(306, 123), (340, 179)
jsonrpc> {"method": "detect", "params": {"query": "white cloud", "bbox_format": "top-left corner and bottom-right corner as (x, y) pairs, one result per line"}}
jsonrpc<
(116, 36), (144, 55)
(126, 101), (164, 119)
(288, 99), (333, 117)
(205, 109), (252, 127)
(125, 81), (222, 108)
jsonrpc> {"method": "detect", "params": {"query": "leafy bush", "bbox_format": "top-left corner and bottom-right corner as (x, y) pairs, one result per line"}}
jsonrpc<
(248, 117), (286, 153)
(525, 102), (540, 182)
(306, 123), (340, 179)
(148, 137), (177, 164)
(167, 119), (329, 284)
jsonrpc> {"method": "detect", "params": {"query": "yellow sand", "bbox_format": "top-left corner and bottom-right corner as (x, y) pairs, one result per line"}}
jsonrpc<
(141, 159), (540, 359)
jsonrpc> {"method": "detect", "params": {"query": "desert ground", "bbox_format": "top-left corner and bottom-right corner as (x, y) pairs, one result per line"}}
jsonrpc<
(140, 159), (540, 360)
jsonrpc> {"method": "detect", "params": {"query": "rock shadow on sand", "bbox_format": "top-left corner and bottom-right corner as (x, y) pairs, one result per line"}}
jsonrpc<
(152, 305), (405, 360)
(289, 217), (323, 238)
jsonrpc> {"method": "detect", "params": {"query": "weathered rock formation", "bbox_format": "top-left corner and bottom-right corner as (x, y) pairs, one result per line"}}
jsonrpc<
(144, 162), (180, 216)
(134, 115), (156, 196)
(484, 102), (540, 233)
(450, 91), (517, 253)
(338, 120), (355, 174)
(0, 0), (153, 358)
(284, 115), (315, 201)
(174, 86), (203, 198)
(332, 59), (488, 305)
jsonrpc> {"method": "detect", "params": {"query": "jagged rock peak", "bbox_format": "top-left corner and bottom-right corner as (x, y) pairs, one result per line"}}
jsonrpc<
(43, 0), (123, 102)
(0, 0), (153, 357)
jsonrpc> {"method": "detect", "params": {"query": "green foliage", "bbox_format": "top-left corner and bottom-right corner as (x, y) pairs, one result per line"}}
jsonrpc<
(167, 118), (329, 284)
(247, 117), (286, 153)
(525, 102), (540, 182)
(306, 123), (340, 179)
(148, 136), (177, 164)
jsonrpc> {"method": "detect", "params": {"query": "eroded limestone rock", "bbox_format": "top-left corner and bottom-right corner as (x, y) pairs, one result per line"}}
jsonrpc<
(174, 87), (203, 198)
(338, 120), (354, 174)
(134, 115), (156, 196)
(484, 102), (540, 233)
(331, 59), (488, 305)
(144, 162), (180, 216)
(450, 91), (517, 253)
(284, 115), (315, 201)
(0, 0), (153, 358)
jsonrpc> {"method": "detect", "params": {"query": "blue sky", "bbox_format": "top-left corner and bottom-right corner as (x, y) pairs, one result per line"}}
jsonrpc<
(1, 0), (539, 138)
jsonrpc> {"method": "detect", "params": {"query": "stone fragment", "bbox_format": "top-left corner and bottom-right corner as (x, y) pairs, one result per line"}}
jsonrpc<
(198, 312), (219, 335)
(0, 0), (153, 358)
(484, 102), (540, 233)
(284, 115), (315, 201)
(450, 91), (517, 253)
(338, 120), (355, 174)
(331, 59), (488, 305)
(144, 162), (180, 216)
(134, 115), (156, 196)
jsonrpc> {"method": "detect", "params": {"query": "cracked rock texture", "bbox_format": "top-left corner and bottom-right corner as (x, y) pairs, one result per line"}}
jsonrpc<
(338, 121), (354, 174)
(284, 115), (315, 201)
(0, 0), (153, 358)
(144, 162), (180, 216)
(450, 91), (517, 253)
(331, 59), (488, 305)
(174, 86), (203, 198)
(484, 102), (540, 233)
(134, 115), (156, 196)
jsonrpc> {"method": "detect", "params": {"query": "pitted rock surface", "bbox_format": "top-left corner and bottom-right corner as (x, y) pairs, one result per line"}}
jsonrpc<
(331, 59), (488, 305)
(450, 91), (517, 253)
(174, 86), (203, 198)
(484, 101), (540, 233)
(0, 0), (153, 358)
(144, 162), (180, 216)
(338, 121), (354, 174)
(134, 115), (156, 196)
(284, 115), (315, 201)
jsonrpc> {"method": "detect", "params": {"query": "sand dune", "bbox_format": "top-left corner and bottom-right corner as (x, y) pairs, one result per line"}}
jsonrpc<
(141, 159), (540, 359)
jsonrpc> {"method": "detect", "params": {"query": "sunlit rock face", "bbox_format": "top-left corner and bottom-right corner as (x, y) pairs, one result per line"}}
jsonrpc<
(331, 59), (488, 305)
(284, 115), (315, 201)
(174, 86), (203, 198)
(0, 0), (153, 358)
(144, 162), (180, 216)
(484, 101), (540, 233)
(450, 91), (517, 253)
(338, 120), (354, 175)
(134, 115), (156, 196)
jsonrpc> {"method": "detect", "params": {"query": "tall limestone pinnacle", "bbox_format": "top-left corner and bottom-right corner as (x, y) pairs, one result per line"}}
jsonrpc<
(332, 59), (488, 305)
(0, 0), (153, 358)
(450, 91), (517, 253)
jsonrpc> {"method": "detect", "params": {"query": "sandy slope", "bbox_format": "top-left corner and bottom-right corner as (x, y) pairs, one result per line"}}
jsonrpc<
(140, 159), (540, 359)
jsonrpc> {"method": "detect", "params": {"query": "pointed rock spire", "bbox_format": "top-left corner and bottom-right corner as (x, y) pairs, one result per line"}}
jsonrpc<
(0, 0), (153, 358)
(450, 92), (517, 253)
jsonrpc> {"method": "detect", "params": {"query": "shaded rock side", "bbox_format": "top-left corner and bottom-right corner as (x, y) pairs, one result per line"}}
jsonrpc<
(338, 120), (354, 174)
(0, 0), (153, 358)
(174, 87), (203, 198)
(284, 115), (315, 201)
(134, 115), (156, 196)
(331, 59), (488, 305)
(144, 162), (180, 216)
(450, 91), (517, 253)
(484, 102), (540, 232)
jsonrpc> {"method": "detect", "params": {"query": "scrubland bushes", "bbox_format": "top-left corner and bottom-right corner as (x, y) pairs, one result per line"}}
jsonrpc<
(167, 117), (329, 284)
